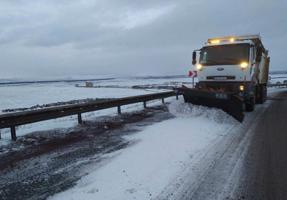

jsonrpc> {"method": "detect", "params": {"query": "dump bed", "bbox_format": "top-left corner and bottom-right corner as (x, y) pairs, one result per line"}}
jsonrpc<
(258, 54), (270, 84)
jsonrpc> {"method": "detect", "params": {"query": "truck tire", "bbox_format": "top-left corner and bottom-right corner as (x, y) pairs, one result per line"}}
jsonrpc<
(246, 97), (255, 112)
(256, 85), (267, 104)
(262, 85), (267, 103)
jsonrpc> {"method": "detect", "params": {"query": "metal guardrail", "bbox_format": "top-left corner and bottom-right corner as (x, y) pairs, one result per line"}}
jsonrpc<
(0, 91), (179, 141)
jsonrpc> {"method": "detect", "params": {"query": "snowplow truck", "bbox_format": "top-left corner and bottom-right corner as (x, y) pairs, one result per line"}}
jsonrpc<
(179, 35), (270, 122)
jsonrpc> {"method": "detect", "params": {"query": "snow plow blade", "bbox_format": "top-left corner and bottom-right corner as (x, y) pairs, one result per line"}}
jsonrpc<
(177, 87), (244, 122)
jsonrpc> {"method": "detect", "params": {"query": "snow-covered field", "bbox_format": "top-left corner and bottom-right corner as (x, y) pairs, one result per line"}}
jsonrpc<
(81, 77), (192, 88)
(0, 77), (193, 112)
(269, 73), (287, 84)
(0, 76), (191, 144)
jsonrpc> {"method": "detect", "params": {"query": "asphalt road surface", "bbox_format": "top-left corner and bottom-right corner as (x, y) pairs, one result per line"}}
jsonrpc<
(161, 90), (287, 200)
(233, 90), (287, 200)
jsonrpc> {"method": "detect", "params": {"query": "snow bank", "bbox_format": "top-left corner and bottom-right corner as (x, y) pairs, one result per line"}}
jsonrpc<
(168, 99), (237, 124)
(49, 99), (237, 200)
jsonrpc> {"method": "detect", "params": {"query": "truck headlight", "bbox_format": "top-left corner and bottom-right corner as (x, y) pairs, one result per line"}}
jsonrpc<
(240, 62), (248, 69)
(196, 64), (203, 70)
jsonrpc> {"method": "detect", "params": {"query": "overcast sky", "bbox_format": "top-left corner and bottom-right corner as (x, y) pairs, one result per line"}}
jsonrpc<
(0, 0), (286, 79)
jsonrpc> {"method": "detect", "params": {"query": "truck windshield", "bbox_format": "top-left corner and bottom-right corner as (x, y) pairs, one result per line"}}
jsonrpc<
(199, 44), (250, 66)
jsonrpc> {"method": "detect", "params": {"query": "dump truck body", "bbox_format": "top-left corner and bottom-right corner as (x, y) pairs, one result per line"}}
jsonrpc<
(181, 35), (270, 122)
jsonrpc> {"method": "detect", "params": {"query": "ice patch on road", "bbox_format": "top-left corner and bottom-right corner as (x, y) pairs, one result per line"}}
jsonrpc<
(168, 99), (237, 124)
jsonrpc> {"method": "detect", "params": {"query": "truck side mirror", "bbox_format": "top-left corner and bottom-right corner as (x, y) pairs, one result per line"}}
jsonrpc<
(192, 51), (197, 65)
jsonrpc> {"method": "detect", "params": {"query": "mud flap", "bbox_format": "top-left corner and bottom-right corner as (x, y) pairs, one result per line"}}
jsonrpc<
(177, 88), (244, 122)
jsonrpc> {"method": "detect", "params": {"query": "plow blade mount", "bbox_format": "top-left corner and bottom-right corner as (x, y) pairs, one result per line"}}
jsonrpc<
(178, 87), (245, 122)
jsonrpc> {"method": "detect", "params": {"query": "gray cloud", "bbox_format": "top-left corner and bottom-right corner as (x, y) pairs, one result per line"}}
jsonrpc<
(0, 0), (286, 78)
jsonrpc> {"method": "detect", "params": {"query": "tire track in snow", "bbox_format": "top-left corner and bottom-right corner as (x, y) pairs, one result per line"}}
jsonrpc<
(155, 98), (272, 200)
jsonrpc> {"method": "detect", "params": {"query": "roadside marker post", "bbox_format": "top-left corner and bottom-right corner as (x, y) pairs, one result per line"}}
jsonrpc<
(188, 70), (197, 88)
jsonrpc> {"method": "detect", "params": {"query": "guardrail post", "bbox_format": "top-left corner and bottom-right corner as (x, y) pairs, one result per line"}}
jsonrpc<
(143, 101), (147, 108)
(11, 126), (16, 141)
(0, 129), (1, 139)
(162, 98), (165, 104)
(78, 113), (83, 124)
(117, 106), (121, 114)
(176, 94), (179, 100)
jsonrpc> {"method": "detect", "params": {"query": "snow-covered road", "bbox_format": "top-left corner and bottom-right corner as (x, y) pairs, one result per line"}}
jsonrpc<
(0, 97), (241, 200)
(48, 100), (239, 200)
(49, 89), (285, 200)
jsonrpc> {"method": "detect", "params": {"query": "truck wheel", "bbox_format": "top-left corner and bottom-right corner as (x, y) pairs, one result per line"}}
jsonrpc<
(246, 97), (255, 112)
(262, 85), (267, 103)
(256, 85), (266, 104)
